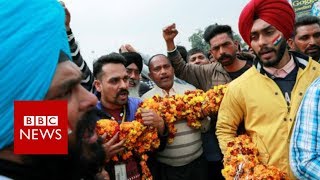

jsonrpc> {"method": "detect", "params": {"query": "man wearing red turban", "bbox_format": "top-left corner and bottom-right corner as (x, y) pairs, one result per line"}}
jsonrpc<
(216, 0), (320, 179)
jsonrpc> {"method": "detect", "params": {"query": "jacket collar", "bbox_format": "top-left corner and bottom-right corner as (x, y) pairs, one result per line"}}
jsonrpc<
(96, 100), (131, 120)
(253, 51), (310, 75)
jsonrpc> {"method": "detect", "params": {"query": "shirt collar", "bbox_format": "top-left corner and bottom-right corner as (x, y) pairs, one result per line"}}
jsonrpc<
(263, 56), (295, 78)
(154, 82), (176, 96)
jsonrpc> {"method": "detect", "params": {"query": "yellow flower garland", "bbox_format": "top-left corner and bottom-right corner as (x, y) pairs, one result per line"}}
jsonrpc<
(222, 135), (289, 180)
(96, 84), (228, 180)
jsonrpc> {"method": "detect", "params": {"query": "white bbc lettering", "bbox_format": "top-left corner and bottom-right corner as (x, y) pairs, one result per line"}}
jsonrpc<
(54, 129), (62, 140)
(23, 116), (59, 126)
(36, 116), (46, 126)
(47, 116), (58, 126)
(24, 116), (34, 126)
(32, 129), (39, 140)
(20, 129), (62, 140)
(20, 129), (30, 139)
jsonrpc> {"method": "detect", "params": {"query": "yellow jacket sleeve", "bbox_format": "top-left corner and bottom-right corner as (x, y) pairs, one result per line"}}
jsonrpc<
(216, 83), (245, 154)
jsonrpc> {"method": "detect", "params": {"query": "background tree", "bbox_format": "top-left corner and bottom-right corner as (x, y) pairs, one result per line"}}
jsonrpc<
(188, 29), (210, 53)
(233, 34), (247, 51)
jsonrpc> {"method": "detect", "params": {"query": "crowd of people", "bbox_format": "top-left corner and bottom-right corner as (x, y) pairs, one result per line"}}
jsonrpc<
(1, 0), (320, 179)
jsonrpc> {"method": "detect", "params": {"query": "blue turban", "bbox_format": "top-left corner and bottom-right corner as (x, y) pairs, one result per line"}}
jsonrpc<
(0, 0), (71, 149)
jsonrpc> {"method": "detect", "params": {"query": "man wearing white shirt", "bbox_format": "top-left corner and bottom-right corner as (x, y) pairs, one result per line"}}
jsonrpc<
(142, 54), (207, 180)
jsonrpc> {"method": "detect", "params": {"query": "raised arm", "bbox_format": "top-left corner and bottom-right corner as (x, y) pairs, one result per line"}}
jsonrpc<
(62, 3), (94, 91)
(163, 23), (229, 90)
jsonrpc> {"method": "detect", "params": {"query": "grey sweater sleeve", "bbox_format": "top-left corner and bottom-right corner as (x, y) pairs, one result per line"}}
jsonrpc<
(67, 29), (94, 92)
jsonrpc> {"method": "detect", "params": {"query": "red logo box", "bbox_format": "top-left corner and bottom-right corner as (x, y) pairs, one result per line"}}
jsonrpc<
(14, 101), (68, 154)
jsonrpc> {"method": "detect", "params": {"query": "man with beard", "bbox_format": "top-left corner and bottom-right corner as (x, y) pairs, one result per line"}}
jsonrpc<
(216, 0), (320, 179)
(0, 1), (105, 179)
(93, 53), (167, 180)
(121, 52), (151, 97)
(288, 15), (320, 63)
(162, 23), (253, 180)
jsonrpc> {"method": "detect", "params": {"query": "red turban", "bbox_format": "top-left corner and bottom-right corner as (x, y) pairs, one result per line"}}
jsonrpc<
(238, 0), (295, 46)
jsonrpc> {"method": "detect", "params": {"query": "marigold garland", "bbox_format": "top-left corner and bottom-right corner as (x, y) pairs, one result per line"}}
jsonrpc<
(136, 84), (227, 143)
(96, 119), (159, 180)
(222, 135), (289, 180)
(96, 84), (227, 180)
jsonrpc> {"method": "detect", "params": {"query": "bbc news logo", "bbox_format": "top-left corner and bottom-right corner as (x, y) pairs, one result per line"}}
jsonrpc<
(14, 101), (68, 154)
(21, 116), (61, 140)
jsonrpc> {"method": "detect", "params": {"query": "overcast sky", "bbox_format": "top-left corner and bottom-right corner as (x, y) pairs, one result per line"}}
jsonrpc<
(63, 0), (250, 68)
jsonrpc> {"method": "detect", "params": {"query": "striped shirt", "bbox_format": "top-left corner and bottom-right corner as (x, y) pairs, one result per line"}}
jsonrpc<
(67, 29), (94, 92)
(142, 82), (202, 166)
(290, 77), (320, 179)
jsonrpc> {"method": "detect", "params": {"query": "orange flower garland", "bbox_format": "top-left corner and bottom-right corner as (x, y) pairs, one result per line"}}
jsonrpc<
(136, 84), (228, 143)
(96, 85), (227, 179)
(222, 135), (288, 180)
(96, 119), (120, 161)
(202, 84), (227, 115)
(96, 119), (159, 180)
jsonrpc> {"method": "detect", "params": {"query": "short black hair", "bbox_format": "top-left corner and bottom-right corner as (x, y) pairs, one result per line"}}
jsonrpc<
(147, 54), (171, 70)
(294, 15), (320, 36)
(203, 24), (234, 44)
(93, 52), (126, 79)
(187, 48), (207, 62)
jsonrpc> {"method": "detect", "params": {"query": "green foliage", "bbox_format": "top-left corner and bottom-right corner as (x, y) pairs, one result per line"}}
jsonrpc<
(233, 34), (247, 50)
(188, 29), (210, 53)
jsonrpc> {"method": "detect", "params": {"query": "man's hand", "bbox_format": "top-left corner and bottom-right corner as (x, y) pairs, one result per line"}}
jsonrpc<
(124, 44), (137, 52)
(101, 132), (125, 161)
(59, 1), (71, 31)
(141, 109), (165, 135)
(120, 44), (137, 53)
(162, 23), (178, 51)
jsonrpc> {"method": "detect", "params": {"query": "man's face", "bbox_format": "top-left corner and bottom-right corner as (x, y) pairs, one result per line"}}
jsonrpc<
(292, 24), (320, 60)
(45, 61), (98, 140)
(43, 61), (104, 177)
(95, 63), (129, 109)
(149, 55), (174, 91)
(188, 52), (210, 65)
(250, 19), (287, 68)
(126, 63), (140, 88)
(209, 33), (238, 66)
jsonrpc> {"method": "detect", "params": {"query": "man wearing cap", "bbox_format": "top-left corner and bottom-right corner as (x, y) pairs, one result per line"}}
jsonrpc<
(216, 0), (320, 178)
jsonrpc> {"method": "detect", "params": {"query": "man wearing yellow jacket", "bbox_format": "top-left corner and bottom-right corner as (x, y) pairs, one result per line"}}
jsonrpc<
(216, 0), (320, 179)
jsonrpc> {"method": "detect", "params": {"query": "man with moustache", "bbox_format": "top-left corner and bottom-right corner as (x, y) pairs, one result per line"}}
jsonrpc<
(93, 53), (167, 180)
(0, 0), (105, 179)
(216, 0), (320, 178)
(142, 54), (207, 180)
(288, 15), (320, 63)
(163, 24), (254, 91)
(162, 23), (253, 180)
(121, 52), (151, 97)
